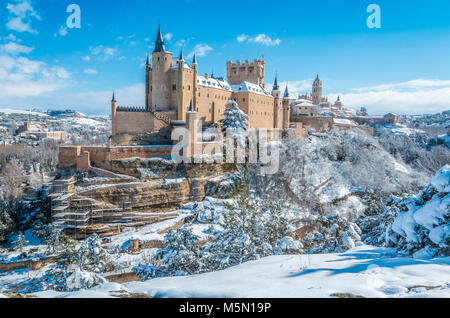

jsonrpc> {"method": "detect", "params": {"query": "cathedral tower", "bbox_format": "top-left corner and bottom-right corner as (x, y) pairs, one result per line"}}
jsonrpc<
(312, 74), (322, 105)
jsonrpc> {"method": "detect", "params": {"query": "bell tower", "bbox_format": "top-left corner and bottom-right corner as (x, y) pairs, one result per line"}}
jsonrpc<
(312, 74), (322, 105)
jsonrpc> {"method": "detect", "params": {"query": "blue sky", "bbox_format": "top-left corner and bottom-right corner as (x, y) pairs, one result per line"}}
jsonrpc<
(1, 0), (450, 115)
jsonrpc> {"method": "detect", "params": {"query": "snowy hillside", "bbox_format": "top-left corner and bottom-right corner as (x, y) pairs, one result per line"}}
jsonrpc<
(28, 246), (450, 298)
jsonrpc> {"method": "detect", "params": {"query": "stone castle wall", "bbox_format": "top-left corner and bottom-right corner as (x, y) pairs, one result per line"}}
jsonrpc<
(59, 142), (222, 170)
(114, 110), (177, 136)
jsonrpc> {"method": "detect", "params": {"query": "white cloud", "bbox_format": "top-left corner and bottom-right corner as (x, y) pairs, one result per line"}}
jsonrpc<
(164, 33), (173, 41)
(188, 44), (213, 58)
(83, 69), (97, 75)
(5, 0), (41, 34)
(267, 79), (313, 96)
(176, 40), (186, 47)
(0, 42), (34, 55)
(237, 34), (248, 43)
(0, 34), (17, 41)
(0, 83), (145, 115)
(82, 55), (91, 62)
(89, 45), (119, 61)
(0, 55), (69, 98)
(237, 33), (281, 46)
(58, 26), (68, 37)
(332, 79), (450, 115)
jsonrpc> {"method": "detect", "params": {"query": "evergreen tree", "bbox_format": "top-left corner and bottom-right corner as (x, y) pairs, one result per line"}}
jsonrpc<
(220, 100), (249, 133)
(0, 210), (13, 243)
(15, 231), (28, 252)
(155, 226), (203, 276)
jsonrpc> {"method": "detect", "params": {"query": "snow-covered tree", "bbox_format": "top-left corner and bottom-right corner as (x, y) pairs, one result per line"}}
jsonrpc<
(0, 210), (13, 243)
(387, 165), (449, 258)
(154, 226), (203, 276)
(203, 186), (291, 270)
(36, 234), (109, 292)
(219, 100), (249, 133)
(301, 211), (362, 254)
(14, 231), (28, 252)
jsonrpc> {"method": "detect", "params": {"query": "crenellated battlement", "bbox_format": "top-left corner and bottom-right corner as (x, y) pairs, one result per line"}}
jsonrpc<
(116, 106), (146, 112)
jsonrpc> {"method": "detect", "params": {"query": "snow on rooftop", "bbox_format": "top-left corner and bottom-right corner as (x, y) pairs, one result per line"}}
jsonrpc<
(333, 118), (357, 126)
(230, 81), (272, 97)
(197, 76), (231, 91)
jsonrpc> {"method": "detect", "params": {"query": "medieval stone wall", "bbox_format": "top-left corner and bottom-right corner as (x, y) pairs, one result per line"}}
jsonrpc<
(114, 111), (176, 135)
(291, 116), (334, 132)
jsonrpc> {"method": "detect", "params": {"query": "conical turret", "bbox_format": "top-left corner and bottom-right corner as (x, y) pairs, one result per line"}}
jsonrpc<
(153, 24), (166, 53)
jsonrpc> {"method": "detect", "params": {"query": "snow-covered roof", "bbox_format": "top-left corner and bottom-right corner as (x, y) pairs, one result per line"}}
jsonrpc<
(293, 99), (312, 104)
(230, 81), (272, 97)
(197, 76), (231, 91)
(333, 118), (357, 126)
(293, 101), (315, 108)
(171, 59), (192, 70)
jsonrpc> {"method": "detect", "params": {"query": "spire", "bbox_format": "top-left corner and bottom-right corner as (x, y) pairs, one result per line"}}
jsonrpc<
(337, 96), (340, 102)
(283, 84), (289, 98)
(192, 53), (197, 65)
(273, 72), (279, 91)
(146, 53), (150, 65)
(153, 24), (166, 53)
(112, 91), (116, 102)
(188, 100), (195, 112)
(179, 48), (184, 61)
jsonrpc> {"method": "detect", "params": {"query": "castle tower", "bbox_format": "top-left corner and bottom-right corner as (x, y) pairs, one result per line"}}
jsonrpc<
(111, 91), (117, 136)
(192, 53), (198, 112)
(312, 74), (322, 105)
(282, 84), (291, 130)
(272, 74), (282, 129)
(226, 59), (265, 86)
(151, 24), (173, 110)
(145, 53), (151, 111)
(177, 48), (186, 121)
(186, 100), (200, 158)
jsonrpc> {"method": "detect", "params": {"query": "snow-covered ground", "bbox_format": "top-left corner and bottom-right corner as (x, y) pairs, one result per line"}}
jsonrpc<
(0, 108), (48, 117)
(21, 246), (449, 298)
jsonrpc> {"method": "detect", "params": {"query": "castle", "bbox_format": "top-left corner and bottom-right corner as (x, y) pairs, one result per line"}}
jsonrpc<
(59, 25), (400, 171)
(111, 25), (296, 138)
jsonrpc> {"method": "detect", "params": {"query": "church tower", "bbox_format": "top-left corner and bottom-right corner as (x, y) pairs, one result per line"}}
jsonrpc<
(151, 24), (173, 110)
(312, 74), (322, 105)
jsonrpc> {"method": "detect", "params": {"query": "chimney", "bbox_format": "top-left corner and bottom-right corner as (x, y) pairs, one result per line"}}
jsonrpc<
(205, 73), (209, 79)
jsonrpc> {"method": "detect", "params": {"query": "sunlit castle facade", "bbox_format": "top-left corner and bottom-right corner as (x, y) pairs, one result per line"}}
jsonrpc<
(111, 25), (293, 137)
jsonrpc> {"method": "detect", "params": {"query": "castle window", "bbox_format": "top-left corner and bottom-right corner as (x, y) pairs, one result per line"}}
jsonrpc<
(158, 57), (160, 61)
(172, 85), (177, 91)
(243, 98), (246, 102)
(187, 85), (191, 91)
